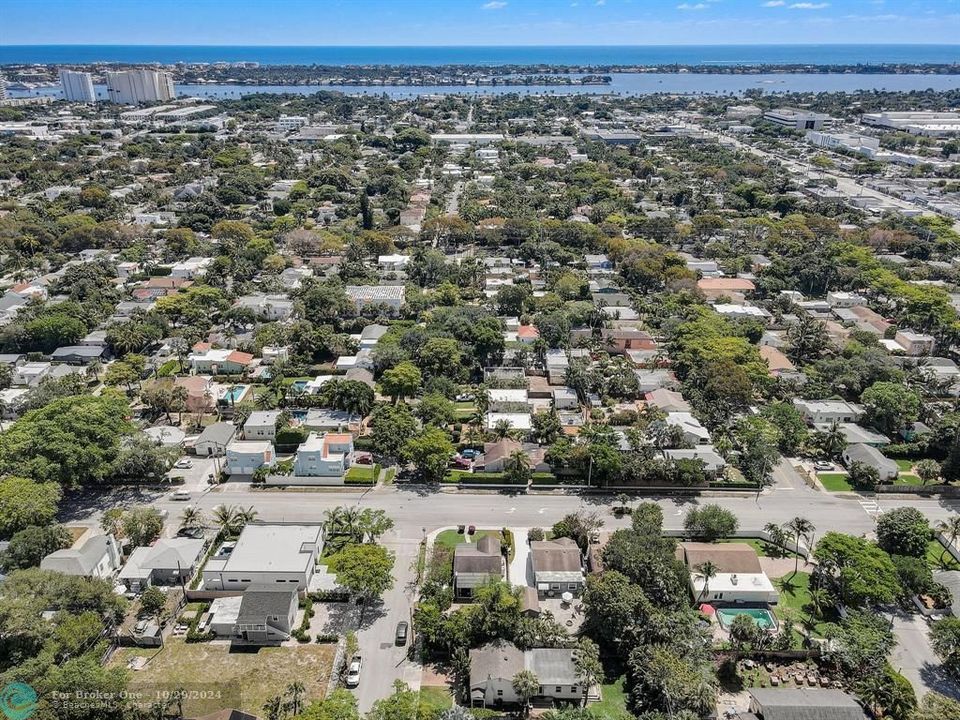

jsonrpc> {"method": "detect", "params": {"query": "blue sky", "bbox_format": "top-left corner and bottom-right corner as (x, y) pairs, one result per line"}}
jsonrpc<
(3, 0), (960, 45)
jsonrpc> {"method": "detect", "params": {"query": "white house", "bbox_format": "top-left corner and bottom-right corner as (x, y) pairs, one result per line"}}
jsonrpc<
(378, 254), (411, 273)
(470, 643), (582, 708)
(170, 257), (212, 279)
(13, 361), (51, 387)
(894, 330), (935, 356)
(41, 534), (122, 579)
(792, 399), (865, 425)
(665, 412), (712, 445)
(345, 285), (405, 312)
(681, 542), (779, 605)
(293, 432), (354, 477)
(226, 440), (275, 476)
(243, 410), (281, 441)
(201, 523), (324, 591)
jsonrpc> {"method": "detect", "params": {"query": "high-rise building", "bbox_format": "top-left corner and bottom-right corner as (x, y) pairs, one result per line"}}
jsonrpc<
(0, 74), (7, 102)
(59, 69), (97, 103)
(105, 69), (175, 105)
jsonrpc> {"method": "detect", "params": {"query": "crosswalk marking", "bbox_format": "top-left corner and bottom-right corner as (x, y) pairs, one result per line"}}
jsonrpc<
(859, 498), (879, 517)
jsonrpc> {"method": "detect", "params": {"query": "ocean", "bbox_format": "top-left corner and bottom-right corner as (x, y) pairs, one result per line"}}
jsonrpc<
(1, 44), (960, 67)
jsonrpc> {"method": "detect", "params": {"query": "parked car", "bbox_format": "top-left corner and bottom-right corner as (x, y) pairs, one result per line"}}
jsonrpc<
(814, 460), (834, 472)
(346, 656), (362, 687)
(177, 527), (204, 540)
(134, 620), (148, 635)
(174, 459), (193, 469)
(395, 621), (408, 646)
(449, 457), (471, 470)
(460, 449), (479, 459)
(456, 393), (474, 402)
(170, 490), (191, 501)
(355, 454), (373, 465)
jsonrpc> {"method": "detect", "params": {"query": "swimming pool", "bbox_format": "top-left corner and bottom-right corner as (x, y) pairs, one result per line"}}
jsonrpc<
(716, 607), (778, 631)
(219, 385), (249, 404)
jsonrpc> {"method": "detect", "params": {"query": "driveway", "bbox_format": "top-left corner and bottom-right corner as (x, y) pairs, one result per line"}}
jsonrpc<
(166, 456), (218, 494)
(508, 528), (532, 587)
(891, 611), (960, 700)
(351, 535), (422, 713)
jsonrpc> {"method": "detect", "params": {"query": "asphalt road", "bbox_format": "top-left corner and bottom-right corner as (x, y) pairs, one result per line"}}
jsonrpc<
(62, 475), (960, 707)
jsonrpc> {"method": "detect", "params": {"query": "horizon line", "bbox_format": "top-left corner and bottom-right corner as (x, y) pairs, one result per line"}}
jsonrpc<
(2, 42), (960, 49)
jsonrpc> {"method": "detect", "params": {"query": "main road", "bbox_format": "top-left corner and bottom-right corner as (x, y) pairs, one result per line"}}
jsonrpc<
(62, 472), (960, 708)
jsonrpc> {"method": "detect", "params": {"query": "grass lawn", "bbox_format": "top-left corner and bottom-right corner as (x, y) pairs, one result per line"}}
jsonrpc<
(927, 538), (960, 571)
(382, 467), (397, 484)
(344, 465), (377, 484)
(718, 538), (798, 560)
(418, 686), (453, 715)
(818, 473), (854, 492)
(896, 459), (915, 472)
(110, 640), (336, 716)
(773, 571), (836, 639)
(893, 474), (921, 485)
(434, 528), (501, 551)
(592, 677), (630, 719)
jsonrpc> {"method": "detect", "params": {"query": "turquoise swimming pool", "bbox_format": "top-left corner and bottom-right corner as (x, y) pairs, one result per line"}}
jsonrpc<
(716, 607), (777, 630)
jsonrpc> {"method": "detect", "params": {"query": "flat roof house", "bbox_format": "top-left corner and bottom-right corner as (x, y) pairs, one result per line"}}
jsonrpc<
(243, 410), (281, 441)
(292, 432), (354, 478)
(792, 399), (865, 426)
(345, 284), (405, 313)
(189, 348), (255, 375)
(453, 535), (505, 600)
(531, 537), (585, 598)
(202, 523), (324, 591)
(225, 440), (275, 476)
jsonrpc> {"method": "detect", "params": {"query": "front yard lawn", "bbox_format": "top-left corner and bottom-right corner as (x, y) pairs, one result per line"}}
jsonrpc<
(818, 473), (854, 492)
(418, 686), (453, 716)
(110, 640), (336, 717)
(344, 465), (378, 485)
(774, 571), (836, 639)
(895, 459), (915, 472)
(718, 538), (798, 559)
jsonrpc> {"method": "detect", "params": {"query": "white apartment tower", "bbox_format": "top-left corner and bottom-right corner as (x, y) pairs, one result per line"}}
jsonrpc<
(105, 69), (175, 104)
(59, 70), (97, 103)
(0, 74), (7, 102)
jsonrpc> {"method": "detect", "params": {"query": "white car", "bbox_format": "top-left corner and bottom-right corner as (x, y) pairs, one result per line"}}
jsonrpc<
(174, 459), (193, 469)
(346, 656), (362, 687)
(170, 490), (191, 501)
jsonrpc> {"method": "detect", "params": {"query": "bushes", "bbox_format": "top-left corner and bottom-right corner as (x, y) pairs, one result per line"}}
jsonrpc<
(292, 596), (314, 643)
(877, 507), (931, 558)
(315, 632), (339, 643)
(528, 528), (545, 541)
(684, 504), (739, 541)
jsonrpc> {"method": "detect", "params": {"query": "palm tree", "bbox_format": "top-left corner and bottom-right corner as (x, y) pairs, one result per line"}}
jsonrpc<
(808, 587), (830, 618)
(821, 421), (847, 459)
(504, 449), (532, 486)
(261, 694), (284, 720)
(235, 506), (258, 531)
(786, 517), (815, 578)
(695, 560), (719, 603)
(340, 506), (362, 543)
(212, 504), (238, 535)
(573, 638), (602, 707)
(285, 681), (306, 716)
(763, 522), (788, 556)
(493, 419), (514, 441)
(323, 506), (346, 536)
(179, 506), (205, 531)
(936, 516), (960, 568)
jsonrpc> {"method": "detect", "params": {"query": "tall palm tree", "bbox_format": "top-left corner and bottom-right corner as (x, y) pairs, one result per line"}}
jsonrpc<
(179, 506), (205, 531)
(695, 560), (719, 603)
(340, 506), (362, 543)
(323, 506), (346, 536)
(821, 421), (847, 459)
(235, 506), (258, 531)
(936, 516), (960, 568)
(786, 517), (815, 578)
(212, 504), (238, 535)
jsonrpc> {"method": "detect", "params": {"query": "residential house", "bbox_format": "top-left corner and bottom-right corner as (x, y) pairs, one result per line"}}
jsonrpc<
(41, 534), (122, 578)
(665, 412), (712, 445)
(680, 542), (778, 605)
(13, 361), (51, 387)
(747, 688), (867, 720)
(50, 345), (109, 364)
(292, 432), (354, 477)
(345, 285), (405, 313)
(552, 387), (579, 410)
(664, 448), (726, 477)
(234, 586), (299, 645)
(697, 277), (755, 301)
(357, 324), (388, 349)
(842, 443), (899, 482)
(226, 440), (275, 476)
(454, 535), (504, 600)
(234, 294), (294, 322)
(792, 399), (865, 425)
(644, 388), (691, 414)
(474, 438), (549, 473)
(469, 643), (582, 708)
(118, 538), (206, 592)
(894, 329), (935, 356)
(378, 254), (410, 273)
(601, 328), (655, 354)
(302, 408), (362, 433)
(243, 410), (281, 441)
(531, 537), (585, 598)
(202, 523), (324, 591)
(170, 257), (213, 279)
(194, 422), (236, 457)
(634, 369), (678, 393)
(759, 345), (799, 380)
(189, 349), (255, 375)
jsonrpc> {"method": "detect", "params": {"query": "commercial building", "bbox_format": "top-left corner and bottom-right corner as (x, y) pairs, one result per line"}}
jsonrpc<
(201, 523), (324, 591)
(763, 108), (828, 131)
(59, 70), (96, 103)
(805, 130), (879, 157)
(105, 69), (175, 104)
(863, 111), (960, 137)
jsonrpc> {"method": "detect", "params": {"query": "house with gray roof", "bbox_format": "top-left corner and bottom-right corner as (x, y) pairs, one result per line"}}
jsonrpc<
(41, 534), (121, 578)
(453, 535), (504, 600)
(469, 641), (582, 708)
(194, 422), (236, 457)
(530, 537), (585, 598)
(233, 585), (298, 645)
(202, 523), (323, 591)
(118, 538), (206, 592)
(747, 688), (866, 719)
(841, 443), (899, 482)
